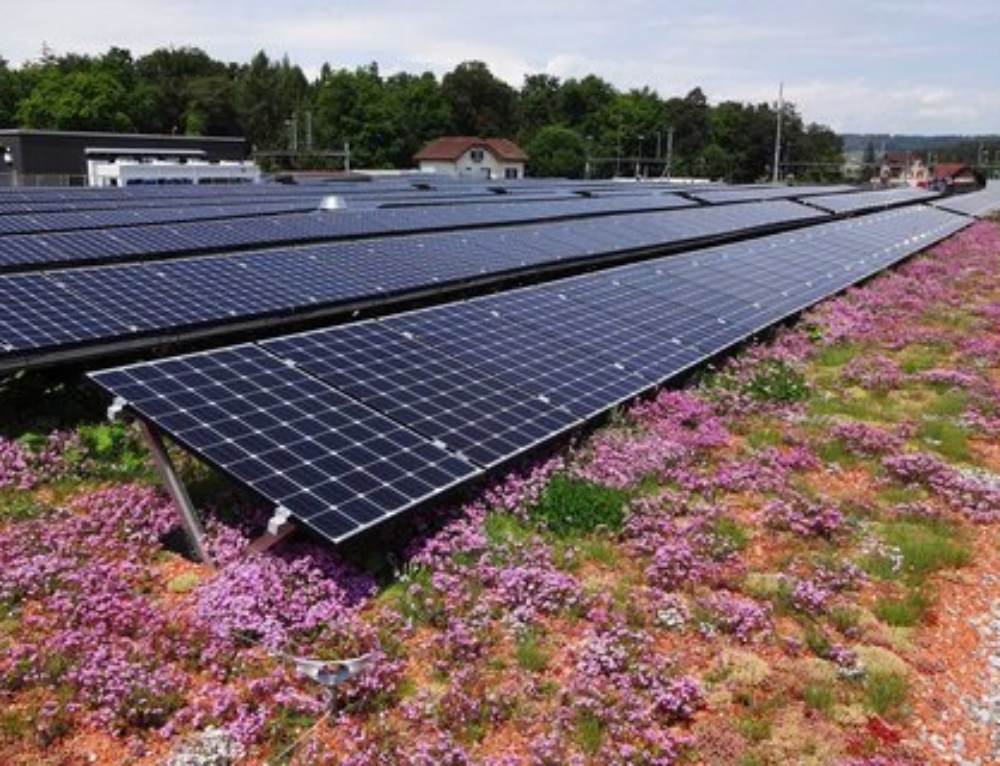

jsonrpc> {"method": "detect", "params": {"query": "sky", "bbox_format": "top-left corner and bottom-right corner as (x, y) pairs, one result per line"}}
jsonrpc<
(2, 0), (999, 136)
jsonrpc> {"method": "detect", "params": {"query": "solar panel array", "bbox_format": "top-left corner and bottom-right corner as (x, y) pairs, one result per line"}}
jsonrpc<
(0, 198), (323, 235)
(931, 186), (1000, 218)
(90, 204), (970, 544)
(0, 199), (827, 367)
(0, 193), (700, 271)
(805, 186), (940, 214)
(686, 184), (856, 204)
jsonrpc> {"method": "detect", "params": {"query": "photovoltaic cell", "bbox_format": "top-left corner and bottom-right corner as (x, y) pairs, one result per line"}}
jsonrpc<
(263, 322), (580, 467)
(89, 344), (480, 542)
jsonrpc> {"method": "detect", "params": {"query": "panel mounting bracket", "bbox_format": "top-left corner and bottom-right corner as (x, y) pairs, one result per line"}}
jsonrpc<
(247, 505), (298, 555)
(135, 418), (213, 566)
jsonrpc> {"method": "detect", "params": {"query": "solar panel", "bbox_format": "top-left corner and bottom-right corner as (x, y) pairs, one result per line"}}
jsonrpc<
(89, 203), (972, 547)
(90, 344), (480, 542)
(263, 323), (580, 467)
(0, 200), (830, 367)
(931, 187), (1000, 218)
(383, 302), (650, 419)
(805, 187), (939, 214)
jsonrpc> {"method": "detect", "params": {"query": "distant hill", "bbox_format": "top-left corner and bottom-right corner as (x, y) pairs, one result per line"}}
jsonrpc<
(842, 134), (1000, 153)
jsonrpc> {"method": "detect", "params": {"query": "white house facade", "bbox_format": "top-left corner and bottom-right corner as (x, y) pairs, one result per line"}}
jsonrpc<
(414, 137), (529, 180)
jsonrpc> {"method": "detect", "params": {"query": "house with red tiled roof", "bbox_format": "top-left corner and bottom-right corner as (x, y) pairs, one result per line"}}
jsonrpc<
(931, 162), (979, 192)
(414, 136), (529, 180)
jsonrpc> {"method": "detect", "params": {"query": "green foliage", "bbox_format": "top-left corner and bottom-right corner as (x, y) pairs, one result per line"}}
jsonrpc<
(874, 589), (933, 627)
(515, 629), (550, 672)
(916, 417), (971, 462)
(743, 360), (810, 403)
(530, 475), (631, 537)
(483, 512), (533, 546)
(864, 670), (909, 721)
(737, 714), (772, 744)
(0, 47), (843, 181)
(78, 422), (150, 479)
(802, 682), (835, 715)
(829, 605), (862, 634)
(707, 516), (751, 559)
(880, 520), (972, 582)
(0, 491), (49, 521)
(803, 623), (832, 658)
(526, 125), (588, 178)
(574, 709), (606, 755)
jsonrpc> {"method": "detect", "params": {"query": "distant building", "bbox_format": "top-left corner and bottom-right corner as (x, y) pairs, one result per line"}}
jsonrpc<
(0, 129), (253, 187)
(878, 152), (931, 188)
(931, 162), (979, 193)
(414, 136), (528, 180)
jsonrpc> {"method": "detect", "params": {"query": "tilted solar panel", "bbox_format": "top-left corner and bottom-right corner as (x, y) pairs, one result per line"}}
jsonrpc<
(0, 200), (829, 368)
(89, 205), (971, 546)
(90, 344), (480, 542)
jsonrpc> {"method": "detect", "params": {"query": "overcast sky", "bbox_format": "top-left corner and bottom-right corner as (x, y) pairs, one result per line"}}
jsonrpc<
(2, 0), (998, 135)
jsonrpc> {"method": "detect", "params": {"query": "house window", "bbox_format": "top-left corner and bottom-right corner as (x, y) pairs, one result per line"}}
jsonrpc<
(470, 149), (484, 163)
(504, 167), (519, 179)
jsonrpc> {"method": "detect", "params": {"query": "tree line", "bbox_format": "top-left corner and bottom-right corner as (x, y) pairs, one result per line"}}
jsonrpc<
(0, 47), (844, 181)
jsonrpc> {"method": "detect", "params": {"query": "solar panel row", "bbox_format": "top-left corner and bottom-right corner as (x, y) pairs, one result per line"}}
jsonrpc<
(931, 187), (1000, 218)
(0, 193), (701, 271)
(0, 199), (323, 235)
(805, 187), (939, 214)
(89, 205), (970, 544)
(686, 184), (856, 204)
(0, 200), (826, 364)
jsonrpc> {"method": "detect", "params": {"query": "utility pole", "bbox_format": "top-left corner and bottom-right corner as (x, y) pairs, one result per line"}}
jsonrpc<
(616, 124), (622, 177)
(305, 110), (313, 152)
(772, 82), (784, 183)
(665, 126), (674, 180)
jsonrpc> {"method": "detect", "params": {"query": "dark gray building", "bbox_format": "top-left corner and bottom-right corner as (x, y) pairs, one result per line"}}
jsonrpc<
(0, 130), (248, 186)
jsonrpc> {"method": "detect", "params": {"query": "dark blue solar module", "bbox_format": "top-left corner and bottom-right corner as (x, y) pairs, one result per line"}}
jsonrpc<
(931, 187), (1000, 218)
(89, 204), (971, 546)
(89, 344), (480, 542)
(0, 199), (830, 365)
(805, 188), (939, 214)
(0, 194), (702, 271)
(263, 322), (580, 467)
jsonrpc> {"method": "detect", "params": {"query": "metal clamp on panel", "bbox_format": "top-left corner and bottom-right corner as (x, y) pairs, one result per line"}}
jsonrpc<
(268, 505), (295, 537)
(107, 395), (129, 422)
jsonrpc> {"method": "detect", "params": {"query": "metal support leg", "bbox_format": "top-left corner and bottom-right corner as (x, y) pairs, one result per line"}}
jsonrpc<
(137, 419), (212, 566)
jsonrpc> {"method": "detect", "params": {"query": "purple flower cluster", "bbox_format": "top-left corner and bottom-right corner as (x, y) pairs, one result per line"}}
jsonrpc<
(829, 420), (905, 458)
(883, 452), (1000, 523)
(562, 611), (698, 761)
(193, 541), (375, 652)
(574, 389), (729, 489)
(698, 592), (772, 643)
(784, 576), (833, 615)
(0, 436), (37, 489)
(841, 354), (907, 391)
(0, 486), (193, 732)
(706, 445), (820, 494)
(625, 510), (734, 592)
(761, 494), (847, 538)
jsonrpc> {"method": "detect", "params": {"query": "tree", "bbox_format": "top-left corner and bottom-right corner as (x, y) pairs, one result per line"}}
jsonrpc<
(518, 73), (561, 144)
(135, 47), (228, 133)
(441, 61), (517, 137)
(16, 68), (132, 131)
(382, 72), (450, 168)
(526, 125), (587, 178)
(234, 51), (309, 151)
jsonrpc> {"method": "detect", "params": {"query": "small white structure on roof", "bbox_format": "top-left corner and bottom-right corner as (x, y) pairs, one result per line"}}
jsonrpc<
(413, 136), (528, 180)
(86, 147), (260, 187)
